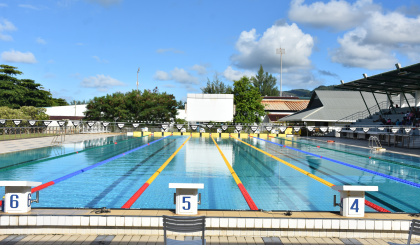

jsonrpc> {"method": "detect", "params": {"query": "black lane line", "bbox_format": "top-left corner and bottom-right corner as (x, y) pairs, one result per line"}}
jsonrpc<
(237, 141), (318, 210)
(264, 144), (407, 213)
(234, 142), (301, 210)
(85, 138), (177, 208)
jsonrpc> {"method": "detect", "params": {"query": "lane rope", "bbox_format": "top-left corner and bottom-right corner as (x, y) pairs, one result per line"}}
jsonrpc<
(253, 136), (420, 189)
(31, 135), (171, 193)
(231, 135), (335, 187)
(121, 136), (191, 209)
(211, 136), (258, 210)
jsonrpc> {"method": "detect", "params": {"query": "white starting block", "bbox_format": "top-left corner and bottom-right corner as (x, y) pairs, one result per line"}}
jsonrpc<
(169, 183), (204, 215)
(0, 181), (41, 213)
(332, 185), (378, 217)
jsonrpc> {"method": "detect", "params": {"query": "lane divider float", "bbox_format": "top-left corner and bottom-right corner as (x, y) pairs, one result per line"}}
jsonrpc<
(211, 136), (258, 210)
(121, 136), (191, 209)
(254, 137), (392, 212)
(264, 143), (391, 213)
(31, 136), (171, 193)
(277, 136), (420, 171)
(0, 134), (152, 172)
(253, 136), (420, 189)
(232, 135), (335, 187)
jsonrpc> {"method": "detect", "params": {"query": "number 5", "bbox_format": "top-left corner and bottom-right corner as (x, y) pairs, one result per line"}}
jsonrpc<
(182, 196), (191, 210)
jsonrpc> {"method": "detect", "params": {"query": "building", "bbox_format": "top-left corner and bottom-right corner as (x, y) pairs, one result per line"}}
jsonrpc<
(261, 96), (309, 123)
(280, 90), (387, 126)
(185, 94), (234, 122)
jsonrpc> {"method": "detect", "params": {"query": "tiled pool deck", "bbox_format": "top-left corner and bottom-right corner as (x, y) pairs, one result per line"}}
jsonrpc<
(1, 134), (420, 244)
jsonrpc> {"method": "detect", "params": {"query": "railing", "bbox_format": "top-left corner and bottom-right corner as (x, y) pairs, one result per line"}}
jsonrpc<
(336, 98), (417, 123)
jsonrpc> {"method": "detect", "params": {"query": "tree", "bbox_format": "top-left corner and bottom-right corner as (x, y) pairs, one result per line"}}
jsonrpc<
(84, 88), (177, 122)
(233, 76), (266, 123)
(176, 100), (185, 109)
(201, 74), (233, 94)
(0, 64), (68, 108)
(0, 106), (49, 126)
(251, 65), (279, 96)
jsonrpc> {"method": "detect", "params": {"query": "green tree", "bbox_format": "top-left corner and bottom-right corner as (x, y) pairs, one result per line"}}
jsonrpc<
(84, 88), (177, 122)
(201, 74), (233, 94)
(251, 65), (279, 96)
(233, 76), (266, 123)
(0, 64), (68, 108)
(176, 100), (185, 109)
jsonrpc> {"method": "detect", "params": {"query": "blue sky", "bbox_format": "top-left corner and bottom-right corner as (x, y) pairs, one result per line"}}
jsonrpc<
(1, 0), (420, 103)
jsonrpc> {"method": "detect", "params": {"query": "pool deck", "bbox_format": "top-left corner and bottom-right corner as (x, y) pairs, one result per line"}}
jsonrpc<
(1, 134), (420, 243)
(0, 133), (122, 154)
(0, 234), (418, 244)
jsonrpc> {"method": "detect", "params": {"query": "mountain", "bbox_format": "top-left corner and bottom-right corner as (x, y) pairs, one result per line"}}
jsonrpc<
(283, 85), (339, 98)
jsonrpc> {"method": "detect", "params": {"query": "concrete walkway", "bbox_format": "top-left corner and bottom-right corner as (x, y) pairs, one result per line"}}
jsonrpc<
(0, 133), (122, 154)
(0, 234), (417, 244)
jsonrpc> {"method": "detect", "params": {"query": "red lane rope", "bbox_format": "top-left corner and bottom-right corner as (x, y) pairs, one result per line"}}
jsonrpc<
(238, 183), (258, 210)
(121, 183), (149, 209)
(365, 200), (391, 212)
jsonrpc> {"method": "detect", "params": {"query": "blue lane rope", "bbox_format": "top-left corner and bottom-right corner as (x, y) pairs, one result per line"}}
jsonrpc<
(52, 136), (171, 184)
(252, 137), (420, 189)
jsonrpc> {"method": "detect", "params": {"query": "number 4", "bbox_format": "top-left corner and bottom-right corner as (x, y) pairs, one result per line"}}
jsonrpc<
(350, 199), (359, 212)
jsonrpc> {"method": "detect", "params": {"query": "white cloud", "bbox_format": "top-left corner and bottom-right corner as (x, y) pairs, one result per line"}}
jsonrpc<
(0, 3), (7, 7)
(171, 68), (199, 85)
(331, 10), (420, 69)
(288, 0), (380, 31)
(92, 55), (108, 63)
(231, 23), (314, 73)
(86, 0), (122, 6)
(331, 28), (397, 70)
(18, 4), (39, 10)
(1, 50), (37, 64)
(156, 48), (184, 54)
(190, 64), (207, 75)
(80, 74), (125, 92)
(154, 68), (199, 85)
(36, 37), (46, 44)
(223, 66), (255, 81)
(76, 42), (85, 46)
(153, 70), (170, 81)
(0, 19), (16, 41)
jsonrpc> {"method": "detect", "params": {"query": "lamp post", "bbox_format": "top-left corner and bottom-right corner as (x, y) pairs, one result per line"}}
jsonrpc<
(137, 67), (140, 92)
(276, 48), (285, 97)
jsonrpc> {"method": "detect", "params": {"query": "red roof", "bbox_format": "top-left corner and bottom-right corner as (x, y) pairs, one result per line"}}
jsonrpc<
(262, 99), (309, 111)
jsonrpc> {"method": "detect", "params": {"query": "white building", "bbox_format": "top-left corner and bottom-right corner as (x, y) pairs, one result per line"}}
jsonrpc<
(185, 94), (234, 122)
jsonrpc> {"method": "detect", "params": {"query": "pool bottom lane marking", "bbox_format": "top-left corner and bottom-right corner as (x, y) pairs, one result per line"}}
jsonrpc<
(256, 137), (391, 212)
(254, 136), (420, 189)
(31, 135), (171, 193)
(211, 136), (258, 210)
(121, 136), (191, 209)
(231, 135), (335, 188)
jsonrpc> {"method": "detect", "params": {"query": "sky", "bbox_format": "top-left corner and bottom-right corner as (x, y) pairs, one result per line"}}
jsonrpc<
(1, 0), (420, 103)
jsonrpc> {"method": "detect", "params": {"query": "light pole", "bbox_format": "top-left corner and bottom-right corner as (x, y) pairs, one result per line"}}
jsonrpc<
(136, 67), (140, 92)
(276, 48), (285, 97)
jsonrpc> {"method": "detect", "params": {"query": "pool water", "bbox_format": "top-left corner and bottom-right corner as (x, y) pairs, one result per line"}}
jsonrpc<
(0, 135), (419, 212)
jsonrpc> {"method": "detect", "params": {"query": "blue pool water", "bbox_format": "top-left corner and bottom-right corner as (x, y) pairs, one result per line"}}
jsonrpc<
(0, 135), (419, 212)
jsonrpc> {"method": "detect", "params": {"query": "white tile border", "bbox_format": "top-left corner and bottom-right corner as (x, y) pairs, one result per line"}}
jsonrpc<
(0, 214), (415, 239)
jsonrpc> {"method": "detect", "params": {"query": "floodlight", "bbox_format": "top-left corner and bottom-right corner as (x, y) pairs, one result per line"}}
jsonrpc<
(395, 63), (401, 70)
(363, 73), (368, 79)
(340, 80), (344, 84)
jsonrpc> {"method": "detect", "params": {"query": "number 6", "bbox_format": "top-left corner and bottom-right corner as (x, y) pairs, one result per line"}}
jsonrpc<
(10, 195), (19, 208)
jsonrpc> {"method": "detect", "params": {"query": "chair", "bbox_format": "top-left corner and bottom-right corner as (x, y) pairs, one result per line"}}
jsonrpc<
(163, 215), (206, 245)
(408, 219), (420, 245)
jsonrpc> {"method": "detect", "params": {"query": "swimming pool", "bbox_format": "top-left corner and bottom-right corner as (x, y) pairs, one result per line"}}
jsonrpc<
(0, 134), (419, 212)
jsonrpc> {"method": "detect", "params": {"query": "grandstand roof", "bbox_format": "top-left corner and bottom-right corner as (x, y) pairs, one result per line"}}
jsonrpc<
(280, 91), (387, 122)
(335, 63), (420, 95)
